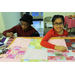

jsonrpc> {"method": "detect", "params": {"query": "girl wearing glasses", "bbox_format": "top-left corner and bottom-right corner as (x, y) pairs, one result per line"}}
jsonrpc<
(40, 15), (68, 52)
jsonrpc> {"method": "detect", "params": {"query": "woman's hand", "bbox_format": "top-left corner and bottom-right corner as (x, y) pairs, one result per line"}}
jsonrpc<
(6, 32), (15, 38)
(54, 45), (67, 52)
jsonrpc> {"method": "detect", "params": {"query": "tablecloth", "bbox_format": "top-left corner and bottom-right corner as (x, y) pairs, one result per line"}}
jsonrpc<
(64, 16), (75, 29)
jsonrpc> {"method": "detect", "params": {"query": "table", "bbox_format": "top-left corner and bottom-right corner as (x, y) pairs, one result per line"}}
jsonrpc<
(0, 37), (75, 62)
(64, 16), (75, 35)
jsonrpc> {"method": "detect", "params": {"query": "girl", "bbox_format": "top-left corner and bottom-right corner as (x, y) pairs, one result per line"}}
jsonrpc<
(40, 15), (68, 52)
(3, 14), (40, 37)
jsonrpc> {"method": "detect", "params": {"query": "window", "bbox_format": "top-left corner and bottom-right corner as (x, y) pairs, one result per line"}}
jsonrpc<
(23, 12), (43, 20)
(32, 12), (39, 16)
(22, 12), (44, 36)
(30, 12), (43, 19)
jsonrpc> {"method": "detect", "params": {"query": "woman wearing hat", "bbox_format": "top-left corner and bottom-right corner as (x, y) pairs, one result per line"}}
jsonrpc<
(3, 14), (40, 37)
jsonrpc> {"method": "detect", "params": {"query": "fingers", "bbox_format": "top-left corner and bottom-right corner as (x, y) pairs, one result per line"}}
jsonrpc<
(54, 45), (67, 52)
(61, 46), (67, 52)
(9, 32), (15, 38)
(55, 46), (67, 52)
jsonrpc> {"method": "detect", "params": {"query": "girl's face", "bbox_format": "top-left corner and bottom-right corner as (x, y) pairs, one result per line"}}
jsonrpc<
(53, 18), (64, 33)
(21, 21), (31, 31)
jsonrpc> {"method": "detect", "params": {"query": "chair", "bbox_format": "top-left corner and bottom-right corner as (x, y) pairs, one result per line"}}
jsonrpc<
(44, 16), (53, 35)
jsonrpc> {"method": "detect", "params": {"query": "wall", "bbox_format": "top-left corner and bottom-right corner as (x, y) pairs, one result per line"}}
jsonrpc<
(0, 12), (5, 33)
(43, 12), (75, 33)
(43, 12), (75, 18)
(1, 12), (21, 30)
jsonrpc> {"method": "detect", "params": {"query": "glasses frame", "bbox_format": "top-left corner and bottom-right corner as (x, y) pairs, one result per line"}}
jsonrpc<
(53, 22), (64, 26)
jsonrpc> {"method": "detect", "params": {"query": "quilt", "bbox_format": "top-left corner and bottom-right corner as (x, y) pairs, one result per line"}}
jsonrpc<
(1, 38), (75, 62)
(65, 39), (75, 50)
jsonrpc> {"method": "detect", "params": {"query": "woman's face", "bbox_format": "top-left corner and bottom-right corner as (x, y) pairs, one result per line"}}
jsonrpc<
(21, 21), (31, 31)
(53, 18), (64, 33)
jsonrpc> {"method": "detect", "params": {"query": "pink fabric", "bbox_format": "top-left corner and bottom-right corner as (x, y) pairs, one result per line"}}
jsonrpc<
(64, 16), (75, 28)
(0, 59), (20, 62)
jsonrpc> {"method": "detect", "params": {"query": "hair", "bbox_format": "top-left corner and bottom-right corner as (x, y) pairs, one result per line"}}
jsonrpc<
(52, 15), (64, 24)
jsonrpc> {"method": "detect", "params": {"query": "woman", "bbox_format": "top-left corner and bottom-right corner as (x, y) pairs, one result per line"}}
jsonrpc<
(40, 15), (68, 52)
(3, 14), (40, 37)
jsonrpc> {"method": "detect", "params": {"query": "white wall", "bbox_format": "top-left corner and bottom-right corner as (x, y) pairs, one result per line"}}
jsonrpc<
(43, 12), (75, 32)
(0, 12), (5, 33)
(43, 12), (75, 19)
(1, 12), (21, 30)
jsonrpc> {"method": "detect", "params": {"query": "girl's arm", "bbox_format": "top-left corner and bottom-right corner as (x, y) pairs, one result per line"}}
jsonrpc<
(40, 30), (55, 49)
(40, 29), (68, 51)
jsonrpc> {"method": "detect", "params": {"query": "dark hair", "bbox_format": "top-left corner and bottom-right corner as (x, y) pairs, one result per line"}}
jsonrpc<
(52, 15), (64, 24)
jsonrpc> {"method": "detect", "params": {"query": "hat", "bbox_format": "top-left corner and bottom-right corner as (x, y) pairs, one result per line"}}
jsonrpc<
(20, 14), (33, 24)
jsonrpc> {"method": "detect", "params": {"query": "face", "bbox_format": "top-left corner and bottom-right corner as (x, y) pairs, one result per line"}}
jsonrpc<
(21, 21), (31, 31)
(53, 18), (63, 33)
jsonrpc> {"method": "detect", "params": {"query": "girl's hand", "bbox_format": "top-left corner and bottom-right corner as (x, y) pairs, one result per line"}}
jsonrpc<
(6, 32), (15, 38)
(54, 45), (67, 52)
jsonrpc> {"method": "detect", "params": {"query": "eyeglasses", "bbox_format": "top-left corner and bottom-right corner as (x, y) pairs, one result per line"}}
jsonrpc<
(53, 22), (63, 26)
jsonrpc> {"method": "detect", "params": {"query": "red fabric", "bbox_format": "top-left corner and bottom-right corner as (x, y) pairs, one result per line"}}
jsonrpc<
(70, 39), (75, 42)
(40, 28), (68, 49)
(66, 42), (71, 47)
(3, 25), (36, 37)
